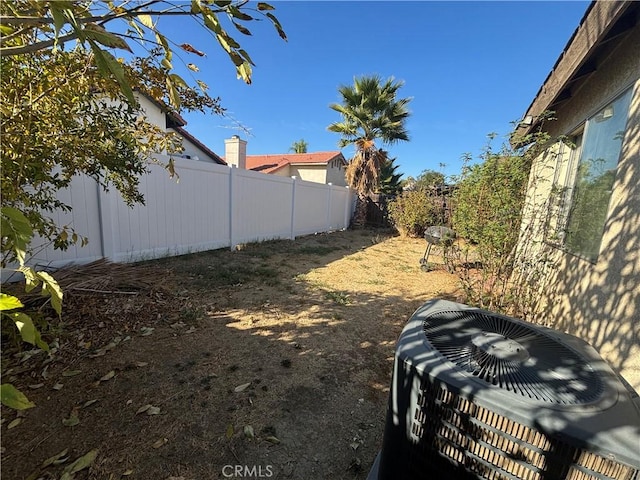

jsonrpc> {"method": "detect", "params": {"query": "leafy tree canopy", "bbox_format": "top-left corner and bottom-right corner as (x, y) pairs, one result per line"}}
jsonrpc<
(0, 1), (286, 94)
(327, 75), (411, 225)
(0, 0), (287, 410)
(413, 169), (445, 191)
(377, 154), (403, 195)
(328, 75), (411, 152)
(0, 0), (287, 260)
(289, 139), (308, 153)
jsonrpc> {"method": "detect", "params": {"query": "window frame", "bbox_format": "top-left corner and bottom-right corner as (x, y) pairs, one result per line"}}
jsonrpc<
(544, 87), (633, 263)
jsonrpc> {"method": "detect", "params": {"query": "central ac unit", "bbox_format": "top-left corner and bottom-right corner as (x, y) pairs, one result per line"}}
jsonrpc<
(368, 300), (640, 480)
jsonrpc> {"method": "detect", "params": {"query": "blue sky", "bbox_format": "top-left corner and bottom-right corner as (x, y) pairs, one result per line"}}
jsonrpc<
(158, 1), (590, 180)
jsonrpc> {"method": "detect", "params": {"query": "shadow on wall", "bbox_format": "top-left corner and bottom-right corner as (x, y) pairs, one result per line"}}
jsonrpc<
(540, 89), (640, 391)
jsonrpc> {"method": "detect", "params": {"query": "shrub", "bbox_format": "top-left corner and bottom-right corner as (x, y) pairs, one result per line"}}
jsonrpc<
(453, 153), (530, 255)
(446, 123), (556, 318)
(388, 190), (438, 237)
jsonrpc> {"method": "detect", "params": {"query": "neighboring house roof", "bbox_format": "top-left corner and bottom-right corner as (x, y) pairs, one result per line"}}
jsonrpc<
(173, 126), (226, 165)
(515, 0), (638, 139)
(245, 151), (346, 174)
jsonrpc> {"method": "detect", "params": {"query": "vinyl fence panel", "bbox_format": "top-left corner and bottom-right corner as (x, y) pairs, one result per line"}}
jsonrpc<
(30, 173), (103, 269)
(22, 157), (354, 271)
(293, 178), (334, 236)
(230, 168), (294, 246)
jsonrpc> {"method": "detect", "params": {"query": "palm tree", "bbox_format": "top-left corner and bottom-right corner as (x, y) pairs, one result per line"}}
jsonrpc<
(328, 75), (411, 226)
(377, 153), (403, 195)
(289, 139), (308, 153)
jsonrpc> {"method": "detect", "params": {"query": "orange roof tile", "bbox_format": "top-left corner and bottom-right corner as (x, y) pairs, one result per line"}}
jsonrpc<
(246, 151), (346, 173)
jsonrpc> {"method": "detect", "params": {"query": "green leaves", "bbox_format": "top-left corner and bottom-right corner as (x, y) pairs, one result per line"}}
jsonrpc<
(198, 6), (265, 84)
(1, 383), (35, 410)
(0, 293), (23, 311)
(257, 3), (276, 11)
(237, 62), (252, 84)
(265, 12), (287, 41)
(1, 207), (33, 267)
(0, 205), (59, 411)
(10, 312), (49, 351)
(83, 24), (132, 52)
(137, 14), (154, 29)
(166, 76), (180, 110)
(38, 271), (63, 316)
(49, 0), (78, 51)
(232, 22), (252, 36)
(89, 41), (135, 105)
(3, 305), (49, 351)
(19, 266), (63, 317)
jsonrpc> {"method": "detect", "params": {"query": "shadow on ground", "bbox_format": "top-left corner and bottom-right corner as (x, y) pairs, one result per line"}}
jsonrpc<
(1, 229), (461, 480)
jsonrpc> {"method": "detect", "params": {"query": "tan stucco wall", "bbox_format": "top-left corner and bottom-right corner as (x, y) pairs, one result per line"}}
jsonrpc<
(292, 166), (327, 184)
(326, 160), (347, 186)
(290, 161), (346, 186)
(519, 27), (640, 392)
(271, 165), (292, 177)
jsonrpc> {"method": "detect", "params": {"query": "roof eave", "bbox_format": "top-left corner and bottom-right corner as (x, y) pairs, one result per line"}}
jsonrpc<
(515, 1), (635, 141)
(173, 126), (226, 165)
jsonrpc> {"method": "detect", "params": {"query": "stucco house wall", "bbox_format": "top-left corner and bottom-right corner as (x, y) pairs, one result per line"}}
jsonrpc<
(291, 160), (347, 186)
(176, 134), (217, 163)
(270, 165), (292, 177)
(134, 93), (224, 165)
(326, 158), (348, 187)
(243, 151), (347, 186)
(137, 94), (166, 130)
(169, 127), (225, 165)
(518, 4), (639, 391)
(291, 165), (327, 184)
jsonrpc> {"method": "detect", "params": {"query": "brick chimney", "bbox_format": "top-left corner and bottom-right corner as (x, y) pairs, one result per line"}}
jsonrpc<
(224, 135), (247, 169)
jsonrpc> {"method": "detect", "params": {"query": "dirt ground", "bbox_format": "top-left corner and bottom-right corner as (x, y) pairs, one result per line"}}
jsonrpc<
(1, 229), (462, 480)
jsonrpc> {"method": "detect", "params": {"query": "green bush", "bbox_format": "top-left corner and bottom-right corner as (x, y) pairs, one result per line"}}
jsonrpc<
(388, 190), (438, 237)
(447, 124), (554, 317)
(453, 154), (530, 256)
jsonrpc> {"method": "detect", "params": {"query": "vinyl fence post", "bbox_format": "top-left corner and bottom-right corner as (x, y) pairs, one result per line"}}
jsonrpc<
(290, 176), (297, 240)
(97, 177), (116, 261)
(326, 183), (333, 232)
(229, 165), (236, 250)
(343, 186), (351, 230)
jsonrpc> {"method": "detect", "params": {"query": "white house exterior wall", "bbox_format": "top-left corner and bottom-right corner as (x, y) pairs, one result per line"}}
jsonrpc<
(168, 129), (219, 163)
(136, 95), (166, 130)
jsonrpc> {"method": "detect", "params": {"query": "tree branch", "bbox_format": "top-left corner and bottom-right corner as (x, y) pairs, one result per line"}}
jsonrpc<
(1, 32), (78, 56)
(0, 7), (220, 57)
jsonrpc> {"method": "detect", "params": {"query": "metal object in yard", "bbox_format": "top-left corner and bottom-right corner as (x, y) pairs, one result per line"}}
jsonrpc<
(420, 226), (455, 271)
(366, 299), (640, 480)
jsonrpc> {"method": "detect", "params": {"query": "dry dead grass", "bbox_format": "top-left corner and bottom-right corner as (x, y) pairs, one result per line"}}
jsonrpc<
(1, 229), (462, 480)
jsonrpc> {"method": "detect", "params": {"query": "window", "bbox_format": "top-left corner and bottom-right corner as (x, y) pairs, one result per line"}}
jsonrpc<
(549, 88), (633, 262)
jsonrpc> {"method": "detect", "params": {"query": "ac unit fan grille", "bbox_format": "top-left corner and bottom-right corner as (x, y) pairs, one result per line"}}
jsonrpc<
(408, 379), (638, 480)
(422, 310), (604, 404)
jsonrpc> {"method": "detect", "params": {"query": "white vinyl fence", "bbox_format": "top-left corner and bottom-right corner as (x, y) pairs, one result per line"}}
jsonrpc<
(27, 156), (355, 269)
